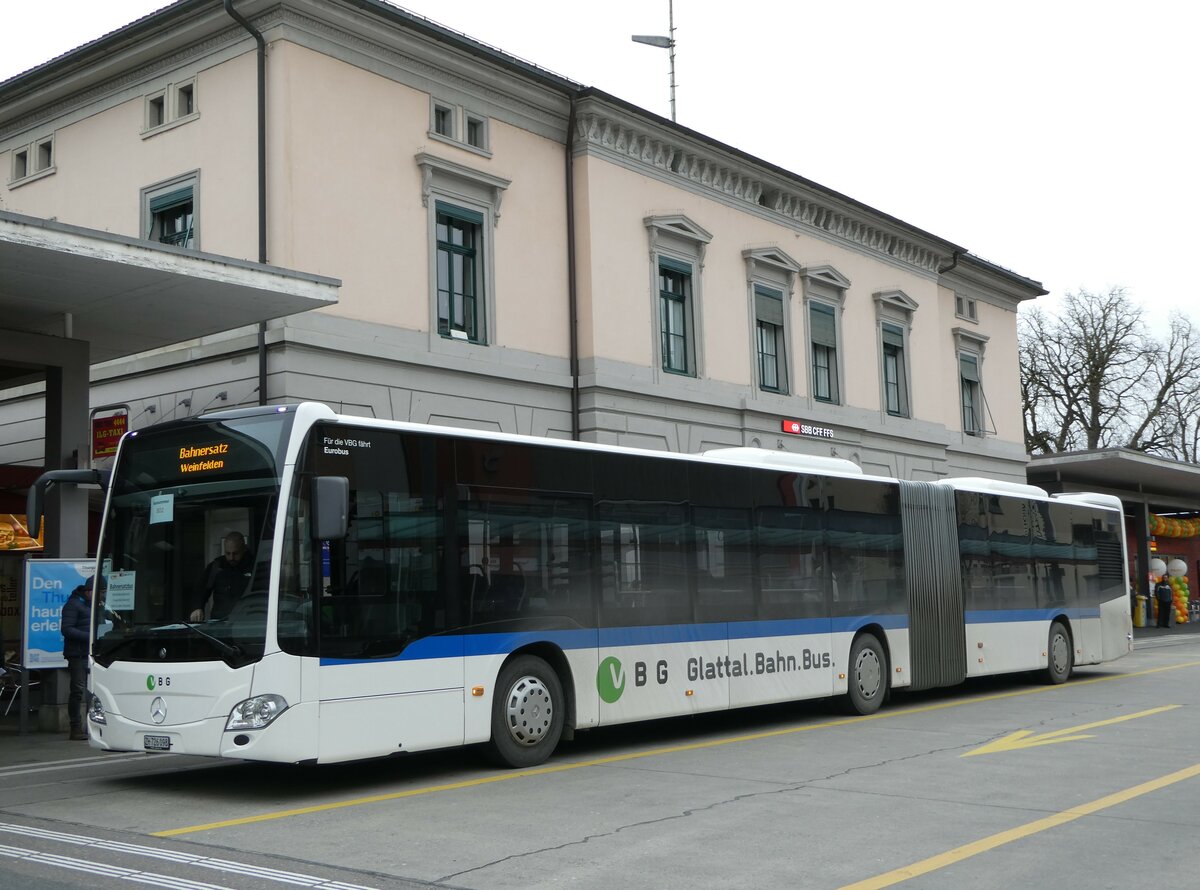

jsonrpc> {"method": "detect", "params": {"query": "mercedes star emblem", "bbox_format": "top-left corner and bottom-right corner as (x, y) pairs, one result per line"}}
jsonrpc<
(150, 696), (167, 724)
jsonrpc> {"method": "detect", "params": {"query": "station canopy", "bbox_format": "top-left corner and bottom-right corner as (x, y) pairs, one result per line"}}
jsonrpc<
(1028, 449), (1200, 517)
(0, 210), (339, 387)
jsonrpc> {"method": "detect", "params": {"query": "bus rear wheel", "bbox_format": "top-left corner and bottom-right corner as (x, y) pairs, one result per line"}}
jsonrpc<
(1044, 621), (1073, 685)
(486, 654), (564, 768)
(846, 632), (888, 715)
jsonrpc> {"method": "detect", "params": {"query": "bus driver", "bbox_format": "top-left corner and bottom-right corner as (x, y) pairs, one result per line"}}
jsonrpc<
(190, 531), (254, 622)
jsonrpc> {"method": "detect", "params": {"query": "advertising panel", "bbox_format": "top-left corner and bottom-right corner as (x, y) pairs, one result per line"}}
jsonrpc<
(0, 513), (42, 551)
(22, 559), (97, 669)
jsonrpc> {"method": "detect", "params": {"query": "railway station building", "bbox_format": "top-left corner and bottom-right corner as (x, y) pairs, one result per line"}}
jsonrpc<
(2, 0), (1197, 723)
(1, 0), (1043, 497)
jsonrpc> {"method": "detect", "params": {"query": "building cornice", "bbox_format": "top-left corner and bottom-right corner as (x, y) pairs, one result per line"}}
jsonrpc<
(0, 0), (1044, 302)
(573, 102), (955, 276)
(1, 1), (572, 144)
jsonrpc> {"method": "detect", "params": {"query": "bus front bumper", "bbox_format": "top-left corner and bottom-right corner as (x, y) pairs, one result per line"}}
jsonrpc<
(89, 701), (316, 762)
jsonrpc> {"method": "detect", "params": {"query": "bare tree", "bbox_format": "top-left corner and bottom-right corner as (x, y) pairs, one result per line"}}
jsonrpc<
(1158, 346), (1200, 462)
(1019, 288), (1200, 458)
(1125, 317), (1200, 456)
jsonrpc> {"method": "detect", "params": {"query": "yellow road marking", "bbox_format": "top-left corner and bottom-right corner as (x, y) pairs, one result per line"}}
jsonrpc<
(962, 704), (1181, 756)
(839, 761), (1200, 889)
(153, 658), (1200, 837)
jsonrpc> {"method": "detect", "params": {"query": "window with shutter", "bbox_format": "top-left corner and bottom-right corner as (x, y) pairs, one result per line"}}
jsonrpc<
(810, 303), (839, 403)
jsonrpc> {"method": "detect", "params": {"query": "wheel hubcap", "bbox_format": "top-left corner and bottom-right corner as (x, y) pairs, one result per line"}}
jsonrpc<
(856, 649), (882, 700)
(1051, 633), (1069, 674)
(504, 675), (554, 746)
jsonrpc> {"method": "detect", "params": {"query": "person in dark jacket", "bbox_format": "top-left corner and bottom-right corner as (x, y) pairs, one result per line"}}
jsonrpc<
(190, 531), (254, 622)
(1155, 575), (1174, 628)
(60, 579), (97, 740)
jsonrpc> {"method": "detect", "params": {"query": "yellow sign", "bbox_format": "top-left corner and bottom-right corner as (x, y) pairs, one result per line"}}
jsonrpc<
(179, 442), (230, 474)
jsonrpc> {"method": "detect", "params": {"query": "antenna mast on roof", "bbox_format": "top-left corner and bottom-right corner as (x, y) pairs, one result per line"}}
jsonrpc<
(631, 0), (677, 121)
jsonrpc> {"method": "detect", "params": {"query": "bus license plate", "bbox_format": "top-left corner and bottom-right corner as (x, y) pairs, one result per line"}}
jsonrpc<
(143, 734), (171, 751)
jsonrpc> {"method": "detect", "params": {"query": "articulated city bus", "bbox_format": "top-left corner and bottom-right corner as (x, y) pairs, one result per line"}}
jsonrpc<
(81, 403), (1131, 767)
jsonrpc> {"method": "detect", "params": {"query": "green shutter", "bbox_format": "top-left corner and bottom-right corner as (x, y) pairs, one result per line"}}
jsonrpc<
(755, 285), (784, 326)
(960, 354), (979, 382)
(658, 255), (692, 275)
(810, 303), (837, 347)
(435, 201), (484, 226)
(149, 187), (193, 213)
(882, 323), (904, 348)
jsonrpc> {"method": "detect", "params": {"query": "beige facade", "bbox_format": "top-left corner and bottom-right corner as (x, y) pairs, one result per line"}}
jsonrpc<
(0, 0), (1043, 481)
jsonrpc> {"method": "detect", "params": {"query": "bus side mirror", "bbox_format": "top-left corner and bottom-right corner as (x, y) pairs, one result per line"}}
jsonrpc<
(26, 468), (111, 538)
(312, 476), (349, 541)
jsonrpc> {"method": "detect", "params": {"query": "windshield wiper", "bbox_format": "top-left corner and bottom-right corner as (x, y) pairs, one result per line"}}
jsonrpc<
(180, 622), (243, 659)
(93, 634), (141, 663)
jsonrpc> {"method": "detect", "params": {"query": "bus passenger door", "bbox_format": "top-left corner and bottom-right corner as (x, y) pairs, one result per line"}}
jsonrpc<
(302, 427), (465, 763)
(317, 642), (464, 764)
(314, 550), (465, 763)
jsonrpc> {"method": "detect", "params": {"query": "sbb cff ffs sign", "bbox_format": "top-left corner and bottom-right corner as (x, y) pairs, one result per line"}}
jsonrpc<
(781, 419), (835, 439)
(92, 412), (128, 459)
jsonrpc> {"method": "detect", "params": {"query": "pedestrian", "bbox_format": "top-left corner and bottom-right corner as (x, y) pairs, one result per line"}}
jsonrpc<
(1155, 574), (1173, 628)
(60, 578), (99, 740)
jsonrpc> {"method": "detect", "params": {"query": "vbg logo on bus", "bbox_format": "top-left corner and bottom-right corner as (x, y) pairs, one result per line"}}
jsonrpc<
(596, 649), (831, 702)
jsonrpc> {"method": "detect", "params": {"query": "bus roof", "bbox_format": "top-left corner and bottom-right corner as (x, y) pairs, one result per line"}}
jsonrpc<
(194, 403), (1118, 509)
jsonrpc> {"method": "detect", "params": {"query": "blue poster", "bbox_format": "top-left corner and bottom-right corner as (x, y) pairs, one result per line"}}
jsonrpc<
(22, 559), (98, 669)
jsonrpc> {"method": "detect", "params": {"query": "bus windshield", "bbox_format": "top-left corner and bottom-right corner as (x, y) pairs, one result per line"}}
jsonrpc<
(93, 409), (294, 668)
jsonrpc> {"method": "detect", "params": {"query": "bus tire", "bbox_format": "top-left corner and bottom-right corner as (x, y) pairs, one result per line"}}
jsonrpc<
(846, 632), (888, 715)
(486, 655), (564, 768)
(1044, 621), (1073, 685)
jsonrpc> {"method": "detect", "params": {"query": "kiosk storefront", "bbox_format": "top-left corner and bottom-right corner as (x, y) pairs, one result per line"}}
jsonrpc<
(1028, 449), (1200, 627)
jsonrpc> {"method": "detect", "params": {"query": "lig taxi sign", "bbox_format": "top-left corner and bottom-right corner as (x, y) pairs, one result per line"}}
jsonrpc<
(92, 412), (128, 459)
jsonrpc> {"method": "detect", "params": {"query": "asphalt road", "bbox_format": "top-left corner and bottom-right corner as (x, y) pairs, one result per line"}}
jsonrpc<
(3, 633), (1199, 889)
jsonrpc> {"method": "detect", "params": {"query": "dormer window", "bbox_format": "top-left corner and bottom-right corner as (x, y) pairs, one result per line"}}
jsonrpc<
(143, 78), (198, 136)
(433, 104), (454, 138)
(11, 148), (28, 181)
(430, 99), (491, 155)
(8, 134), (57, 186)
(36, 138), (53, 171)
(176, 82), (194, 117)
(147, 93), (166, 128)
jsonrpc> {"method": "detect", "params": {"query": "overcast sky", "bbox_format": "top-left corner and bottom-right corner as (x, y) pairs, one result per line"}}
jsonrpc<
(4, 0), (1196, 328)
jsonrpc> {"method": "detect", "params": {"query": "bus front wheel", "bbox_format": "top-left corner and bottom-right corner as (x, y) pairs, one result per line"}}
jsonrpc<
(846, 632), (888, 715)
(1044, 621), (1073, 685)
(486, 654), (564, 768)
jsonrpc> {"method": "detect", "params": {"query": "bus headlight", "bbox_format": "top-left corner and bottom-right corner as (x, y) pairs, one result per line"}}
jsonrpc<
(88, 694), (106, 725)
(225, 694), (289, 731)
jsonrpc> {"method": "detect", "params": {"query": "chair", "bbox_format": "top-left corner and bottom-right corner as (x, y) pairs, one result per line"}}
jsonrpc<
(1, 663), (41, 717)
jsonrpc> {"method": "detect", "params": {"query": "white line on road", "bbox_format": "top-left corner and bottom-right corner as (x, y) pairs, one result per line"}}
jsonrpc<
(0, 822), (379, 889)
(0, 841), (235, 889)
(0, 751), (161, 778)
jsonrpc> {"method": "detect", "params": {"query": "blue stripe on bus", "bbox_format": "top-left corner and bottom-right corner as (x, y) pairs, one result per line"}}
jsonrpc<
(319, 608), (1103, 665)
(319, 613), (910, 665)
(831, 614), (908, 633)
(465, 629), (599, 656)
(965, 607), (1101, 623)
